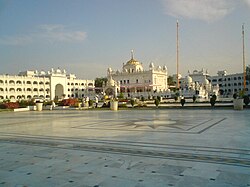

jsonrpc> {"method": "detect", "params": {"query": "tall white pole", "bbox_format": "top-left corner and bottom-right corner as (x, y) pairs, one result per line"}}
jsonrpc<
(176, 20), (179, 89)
(242, 24), (246, 92)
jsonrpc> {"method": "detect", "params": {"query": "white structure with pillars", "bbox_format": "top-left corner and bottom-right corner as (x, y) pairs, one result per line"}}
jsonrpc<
(0, 68), (95, 101)
(107, 51), (168, 98)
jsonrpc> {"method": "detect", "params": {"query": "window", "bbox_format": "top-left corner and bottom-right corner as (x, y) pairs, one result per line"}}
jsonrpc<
(127, 80), (129, 84)
(9, 80), (15, 84)
(33, 81), (38, 84)
(136, 79), (138, 83)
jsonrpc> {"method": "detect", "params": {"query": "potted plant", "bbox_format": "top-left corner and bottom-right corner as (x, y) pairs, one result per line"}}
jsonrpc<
(35, 100), (43, 111)
(110, 98), (118, 111)
(233, 92), (244, 110)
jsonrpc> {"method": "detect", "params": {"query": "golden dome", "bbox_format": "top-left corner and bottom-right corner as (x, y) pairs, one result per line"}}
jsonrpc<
(126, 58), (140, 65)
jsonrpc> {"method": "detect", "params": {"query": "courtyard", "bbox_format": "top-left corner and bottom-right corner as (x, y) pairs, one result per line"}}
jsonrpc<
(0, 109), (250, 187)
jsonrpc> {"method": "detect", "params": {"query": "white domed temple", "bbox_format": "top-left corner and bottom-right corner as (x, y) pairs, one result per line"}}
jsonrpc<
(105, 51), (168, 98)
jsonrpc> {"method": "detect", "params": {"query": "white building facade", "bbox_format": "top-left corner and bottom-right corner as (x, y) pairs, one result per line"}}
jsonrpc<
(208, 70), (250, 97)
(179, 69), (219, 98)
(107, 53), (168, 98)
(0, 68), (95, 101)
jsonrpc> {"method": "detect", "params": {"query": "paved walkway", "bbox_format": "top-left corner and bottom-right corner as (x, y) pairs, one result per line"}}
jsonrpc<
(0, 109), (250, 187)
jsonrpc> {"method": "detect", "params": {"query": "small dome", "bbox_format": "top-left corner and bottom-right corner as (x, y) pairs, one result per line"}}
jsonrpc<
(149, 62), (154, 68)
(107, 68), (112, 74)
(186, 76), (192, 83)
(126, 58), (140, 65)
(163, 66), (167, 70)
(204, 79), (209, 84)
(56, 68), (61, 74)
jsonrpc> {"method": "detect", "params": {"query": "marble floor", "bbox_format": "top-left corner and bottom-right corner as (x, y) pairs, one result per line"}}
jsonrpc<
(0, 109), (250, 187)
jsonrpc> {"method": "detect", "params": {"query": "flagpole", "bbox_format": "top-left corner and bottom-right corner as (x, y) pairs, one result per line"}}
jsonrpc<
(242, 24), (246, 92)
(176, 20), (179, 89)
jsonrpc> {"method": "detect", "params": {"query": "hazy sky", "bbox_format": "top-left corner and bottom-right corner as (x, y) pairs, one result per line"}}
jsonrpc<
(0, 0), (250, 79)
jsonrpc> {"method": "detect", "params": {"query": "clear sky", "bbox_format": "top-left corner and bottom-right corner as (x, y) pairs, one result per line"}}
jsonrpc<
(0, 0), (250, 79)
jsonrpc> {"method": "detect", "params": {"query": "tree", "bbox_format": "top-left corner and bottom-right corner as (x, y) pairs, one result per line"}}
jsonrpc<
(167, 76), (175, 86)
(94, 77), (107, 94)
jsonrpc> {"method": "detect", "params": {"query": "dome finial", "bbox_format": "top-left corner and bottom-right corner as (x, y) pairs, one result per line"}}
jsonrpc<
(131, 49), (134, 59)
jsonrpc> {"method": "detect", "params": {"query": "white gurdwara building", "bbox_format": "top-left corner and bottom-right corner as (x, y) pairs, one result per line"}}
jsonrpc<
(105, 51), (168, 98)
(0, 68), (95, 101)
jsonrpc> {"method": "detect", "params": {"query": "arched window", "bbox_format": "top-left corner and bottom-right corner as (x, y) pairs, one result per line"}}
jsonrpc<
(9, 80), (15, 84)
(17, 88), (22, 91)
(88, 83), (93, 86)
(39, 88), (44, 91)
(39, 81), (44, 85)
(16, 80), (22, 84)
(33, 88), (38, 91)
(45, 82), (50, 85)
(0, 88), (3, 91)
(27, 88), (32, 91)
(27, 81), (31, 84)
(33, 81), (38, 84)
(0, 80), (3, 84)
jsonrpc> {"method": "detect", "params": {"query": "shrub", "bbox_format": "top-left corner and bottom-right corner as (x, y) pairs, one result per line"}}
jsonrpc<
(243, 95), (250, 106)
(192, 95), (197, 103)
(60, 98), (78, 106)
(130, 99), (135, 107)
(181, 98), (185, 106)
(0, 102), (19, 109)
(154, 98), (160, 107)
(210, 95), (217, 107)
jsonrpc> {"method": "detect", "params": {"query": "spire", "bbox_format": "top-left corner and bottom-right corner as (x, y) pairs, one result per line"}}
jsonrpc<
(131, 49), (134, 59)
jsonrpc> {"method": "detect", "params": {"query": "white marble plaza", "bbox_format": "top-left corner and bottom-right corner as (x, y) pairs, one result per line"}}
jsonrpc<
(0, 109), (250, 187)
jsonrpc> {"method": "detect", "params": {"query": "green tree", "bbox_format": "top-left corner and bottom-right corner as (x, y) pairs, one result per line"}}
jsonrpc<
(94, 77), (107, 94)
(167, 75), (175, 86)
